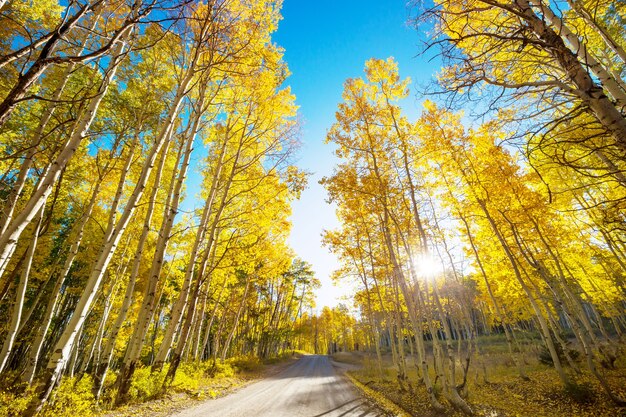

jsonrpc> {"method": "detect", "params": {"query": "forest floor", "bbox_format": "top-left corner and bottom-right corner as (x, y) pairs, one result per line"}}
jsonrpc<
(100, 353), (303, 417)
(334, 336), (626, 417)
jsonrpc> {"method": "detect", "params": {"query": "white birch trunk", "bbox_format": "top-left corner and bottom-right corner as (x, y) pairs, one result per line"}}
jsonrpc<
(42, 68), (185, 396)
(152, 126), (233, 370)
(151, 197), (213, 369)
(120, 140), (189, 369)
(162, 144), (238, 366)
(479, 200), (570, 386)
(92, 140), (170, 397)
(0, 14), (101, 236)
(0, 207), (43, 374)
(0, 28), (131, 281)
(112, 61), (207, 403)
(514, 0), (626, 149)
(80, 276), (117, 375)
(118, 112), (197, 381)
(101, 137), (140, 241)
(21, 179), (103, 384)
(220, 276), (250, 361)
(565, 0), (626, 65)
(200, 275), (228, 357)
(529, 0), (626, 107)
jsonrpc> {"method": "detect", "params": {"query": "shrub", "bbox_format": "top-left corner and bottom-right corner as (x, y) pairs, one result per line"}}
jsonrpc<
(208, 361), (235, 379)
(0, 386), (37, 417)
(229, 355), (262, 372)
(40, 376), (95, 417)
(128, 366), (167, 402)
(538, 339), (580, 366)
(263, 351), (298, 365)
(564, 382), (595, 404)
(173, 362), (206, 393)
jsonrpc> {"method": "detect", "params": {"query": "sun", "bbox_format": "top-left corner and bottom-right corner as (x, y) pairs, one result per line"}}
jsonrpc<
(414, 254), (443, 278)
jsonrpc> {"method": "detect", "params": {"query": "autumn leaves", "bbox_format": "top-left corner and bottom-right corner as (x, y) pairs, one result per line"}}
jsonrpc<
(323, 52), (625, 414)
(0, 1), (313, 414)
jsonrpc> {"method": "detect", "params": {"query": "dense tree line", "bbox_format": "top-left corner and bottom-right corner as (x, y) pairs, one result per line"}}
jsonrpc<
(0, 0), (318, 414)
(323, 0), (626, 410)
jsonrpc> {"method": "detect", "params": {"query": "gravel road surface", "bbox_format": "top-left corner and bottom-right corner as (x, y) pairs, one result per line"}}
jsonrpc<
(169, 355), (385, 417)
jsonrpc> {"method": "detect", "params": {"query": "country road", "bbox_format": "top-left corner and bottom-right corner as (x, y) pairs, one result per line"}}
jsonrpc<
(169, 355), (386, 417)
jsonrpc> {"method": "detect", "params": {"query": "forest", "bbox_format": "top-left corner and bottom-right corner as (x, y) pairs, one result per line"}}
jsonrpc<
(0, 0), (625, 416)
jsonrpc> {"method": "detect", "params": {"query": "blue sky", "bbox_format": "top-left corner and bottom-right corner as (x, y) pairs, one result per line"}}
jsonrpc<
(274, 0), (440, 309)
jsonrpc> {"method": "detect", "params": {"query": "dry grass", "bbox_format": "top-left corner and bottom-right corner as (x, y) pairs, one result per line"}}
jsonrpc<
(346, 337), (626, 417)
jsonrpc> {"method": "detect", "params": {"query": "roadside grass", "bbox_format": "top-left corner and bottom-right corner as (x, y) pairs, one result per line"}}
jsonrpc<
(101, 352), (303, 417)
(0, 353), (302, 417)
(344, 371), (411, 417)
(335, 336), (626, 417)
(332, 351), (367, 366)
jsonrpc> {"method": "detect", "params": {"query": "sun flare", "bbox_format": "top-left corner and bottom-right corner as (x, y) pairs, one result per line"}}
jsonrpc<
(414, 254), (443, 278)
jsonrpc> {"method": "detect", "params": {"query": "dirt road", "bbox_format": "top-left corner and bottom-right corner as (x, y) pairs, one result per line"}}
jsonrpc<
(169, 355), (385, 417)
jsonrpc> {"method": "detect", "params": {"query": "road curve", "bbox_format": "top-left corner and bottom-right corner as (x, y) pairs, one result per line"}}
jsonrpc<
(169, 355), (385, 417)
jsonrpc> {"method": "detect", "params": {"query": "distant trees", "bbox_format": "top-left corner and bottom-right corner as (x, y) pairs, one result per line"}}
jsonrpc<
(291, 304), (361, 355)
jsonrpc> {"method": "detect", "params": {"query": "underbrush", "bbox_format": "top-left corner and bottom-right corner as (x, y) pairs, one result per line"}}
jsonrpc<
(1, 376), (96, 417)
(0, 384), (38, 417)
(349, 345), (626, 417)
(262, 349), (304, 365)
(229, 355), (262, 372)
(332, 351), (366, 366)
(127, 367), (167, 402)
(0, 353), (296, 417)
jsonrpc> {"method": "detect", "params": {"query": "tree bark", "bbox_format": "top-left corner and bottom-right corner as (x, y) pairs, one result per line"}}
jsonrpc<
(0, 27), (131, 283)
(0, 207), (43, 374)
(91, 140), (171, 398)
(512, 0), (626, 150)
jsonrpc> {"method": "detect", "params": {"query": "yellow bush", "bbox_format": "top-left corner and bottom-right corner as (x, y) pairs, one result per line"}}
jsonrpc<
(0, 386), (37, 417)
(229, 355), (262, 372)
(206, 360), (235, 379)
(173, 362), (204, 393)
(40, 376), (95, 417)
(128, 366), (166, 402)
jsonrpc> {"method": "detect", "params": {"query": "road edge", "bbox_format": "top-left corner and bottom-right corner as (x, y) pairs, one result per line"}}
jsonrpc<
(343, 371), (412, 417)
(101, 355), (302, 417)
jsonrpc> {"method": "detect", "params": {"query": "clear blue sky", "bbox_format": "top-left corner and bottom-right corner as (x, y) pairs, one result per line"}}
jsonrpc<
(275, 0), (440, 309)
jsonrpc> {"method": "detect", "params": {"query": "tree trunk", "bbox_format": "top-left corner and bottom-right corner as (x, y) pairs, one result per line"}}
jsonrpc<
(21, 177), (104, 384)
(115, 62), (203, 405)
(92, 141), (170, 398)
(40, 60), (177, 404)
(0, 207), (43, 374)
(513, 0), (626, 150)
(527, 0), (626, 108)
(220, 275), (251, 361)
(0, 28), (131, 284)
(477, 199), (570, 387)
(0, 13), (102, 237)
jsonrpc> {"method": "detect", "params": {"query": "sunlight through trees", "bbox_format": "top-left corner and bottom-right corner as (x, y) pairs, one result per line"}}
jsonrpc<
(0, 1), (625, 416)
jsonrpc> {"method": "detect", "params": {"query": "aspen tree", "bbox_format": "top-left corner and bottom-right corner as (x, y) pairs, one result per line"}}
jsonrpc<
(0, 12), (103, 237)
(0, 1), (155, 126)
(0, 27), (132, 282)
(0, 207), (44, 373)
(422, 0), (626, 149)
(115, 95), (201, 403)
(21, 162), (112, 384)
(91, 139), (171, 397)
